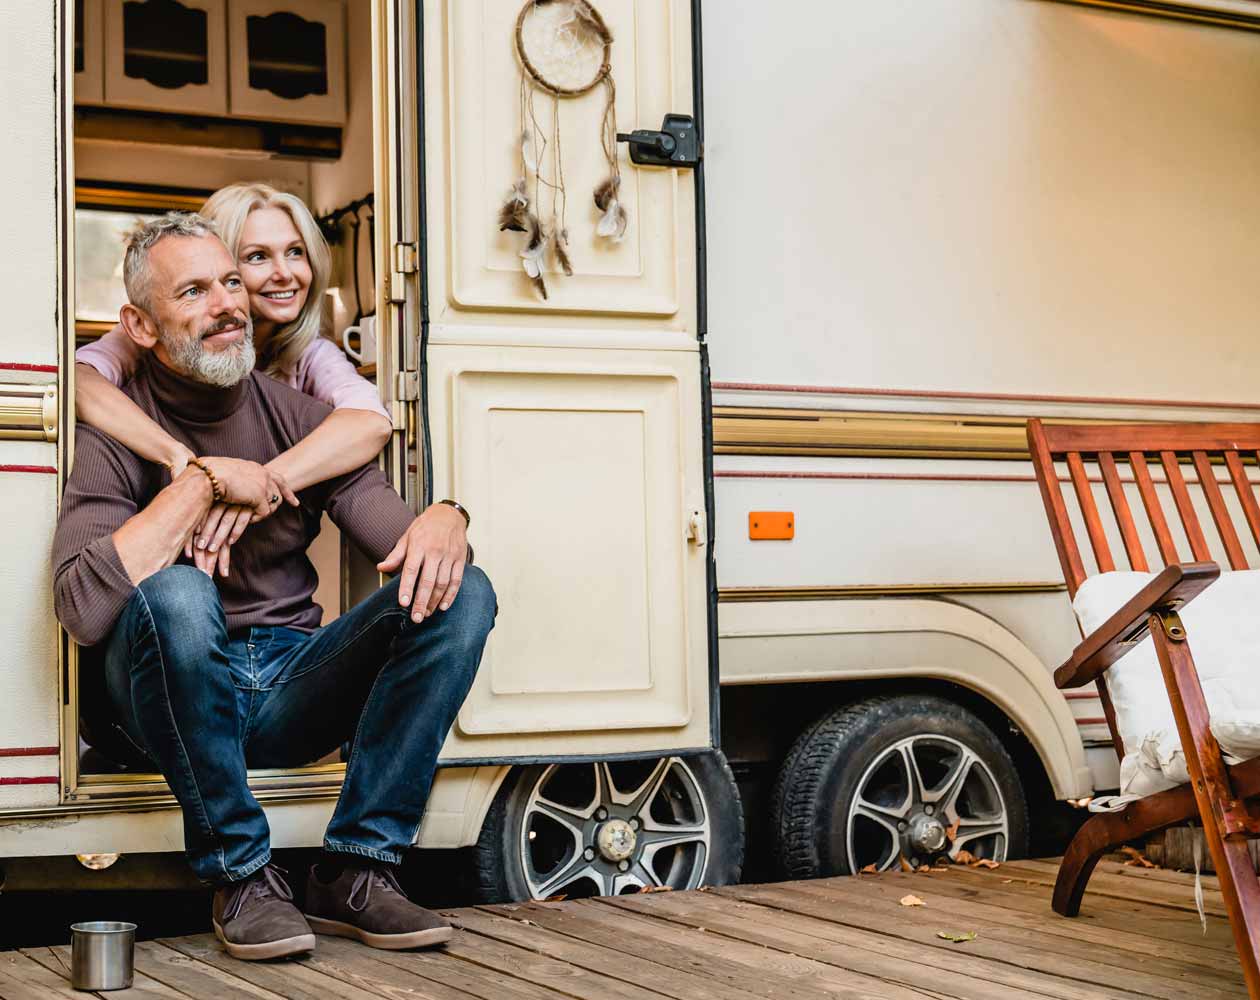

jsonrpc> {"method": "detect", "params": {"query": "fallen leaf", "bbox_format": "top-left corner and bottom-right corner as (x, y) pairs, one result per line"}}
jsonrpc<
(899, 894), (926, 907)
(930, 866), (950, 873)
(1120, 846), (1157, 869)
(899, 855), (915, 873)
(945, 818), (961, 843)
(639, 885), (674, 893)
(916, 865), (933, 873)
(937, 931), (977, 943)
(544, 894), (567, 902)
(1002, 879), (1013, 883)
(953, 850), (978, 865)
(859, 864), (879, 874)
(974, 859), (1001, 870)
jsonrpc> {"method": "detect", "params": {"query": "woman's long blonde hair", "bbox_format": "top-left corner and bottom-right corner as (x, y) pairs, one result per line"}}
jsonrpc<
(200, 182), (331, 376)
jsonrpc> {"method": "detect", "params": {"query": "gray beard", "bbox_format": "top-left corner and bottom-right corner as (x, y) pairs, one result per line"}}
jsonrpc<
(161, 320), (256, 388)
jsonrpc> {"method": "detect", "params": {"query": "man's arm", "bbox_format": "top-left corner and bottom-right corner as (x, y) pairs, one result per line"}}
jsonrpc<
(53, 428), (213, 645)
(52, 428), (283, 645)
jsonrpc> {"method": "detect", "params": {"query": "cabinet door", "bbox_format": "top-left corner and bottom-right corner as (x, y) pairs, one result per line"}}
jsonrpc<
(383, 0), (713, 761)
(227, 0), (346, 125)
(75, 0), (105, 105)
(104, 0), (228, 115)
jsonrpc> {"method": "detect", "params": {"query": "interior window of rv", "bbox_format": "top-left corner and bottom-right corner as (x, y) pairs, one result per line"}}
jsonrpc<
(75, 207), (156, 328)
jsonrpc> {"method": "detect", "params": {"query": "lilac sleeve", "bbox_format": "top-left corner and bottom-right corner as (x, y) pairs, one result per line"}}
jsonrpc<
(295, 337), (390, 420)
(75, 325), (144, 386)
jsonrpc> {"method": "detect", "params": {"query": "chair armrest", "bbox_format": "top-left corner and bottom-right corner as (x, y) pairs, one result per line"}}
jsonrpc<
(1054, 562), (1220, 689)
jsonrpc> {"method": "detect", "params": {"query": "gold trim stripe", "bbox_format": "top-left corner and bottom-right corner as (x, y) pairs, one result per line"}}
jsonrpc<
(711, 408), (1251, 462)
(719, 583), (1067, 602)
(0, 383), (58, 442)
(714, 408), (1031, 460)
(1050, 0), (1260, 31)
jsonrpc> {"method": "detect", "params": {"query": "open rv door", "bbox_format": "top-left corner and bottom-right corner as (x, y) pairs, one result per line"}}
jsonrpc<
(381, 0), (714, 762)
(0, 2), (66, 807)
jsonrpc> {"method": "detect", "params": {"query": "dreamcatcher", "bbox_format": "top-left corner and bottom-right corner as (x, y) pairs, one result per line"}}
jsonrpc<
(498, 0), (626, 300)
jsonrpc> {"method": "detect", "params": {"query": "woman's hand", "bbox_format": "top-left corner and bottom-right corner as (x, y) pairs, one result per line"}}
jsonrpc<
(186, 503), (254, 578)
(377, 503), (469, 622)
(198, 457), (298, 518)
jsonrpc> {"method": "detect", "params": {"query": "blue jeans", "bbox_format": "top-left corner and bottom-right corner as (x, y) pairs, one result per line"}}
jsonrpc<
(101, 563), (495, 885)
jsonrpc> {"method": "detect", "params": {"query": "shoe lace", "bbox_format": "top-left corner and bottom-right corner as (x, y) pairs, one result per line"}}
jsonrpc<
(347, 866), (406, 913)
(224, 864), (295, 922)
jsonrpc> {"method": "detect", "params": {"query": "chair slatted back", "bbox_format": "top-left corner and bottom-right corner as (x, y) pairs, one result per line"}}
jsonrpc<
(1027, 420), (1260, 760)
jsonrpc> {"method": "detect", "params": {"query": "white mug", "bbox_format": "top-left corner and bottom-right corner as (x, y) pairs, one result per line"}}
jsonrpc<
(341, 315), (377, 365)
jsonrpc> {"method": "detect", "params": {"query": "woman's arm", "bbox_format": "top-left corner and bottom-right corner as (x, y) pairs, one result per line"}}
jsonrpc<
(75, 362), (195, 475)
(196, 408), (391, 561)
(195, 339), (392, 557)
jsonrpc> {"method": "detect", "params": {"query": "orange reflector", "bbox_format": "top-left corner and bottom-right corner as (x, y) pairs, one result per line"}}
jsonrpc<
(749, 511), (794, 540)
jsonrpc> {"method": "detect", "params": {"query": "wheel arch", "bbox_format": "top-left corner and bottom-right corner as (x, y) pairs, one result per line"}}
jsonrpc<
(718, 598), (1092, 801)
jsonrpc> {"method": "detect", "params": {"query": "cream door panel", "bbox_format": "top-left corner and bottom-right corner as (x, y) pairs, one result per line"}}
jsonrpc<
(0, 1), (63, 809)
(432, 344), (711, 759)
(0, 449), (61, 808)
(428, 0), (692, 326)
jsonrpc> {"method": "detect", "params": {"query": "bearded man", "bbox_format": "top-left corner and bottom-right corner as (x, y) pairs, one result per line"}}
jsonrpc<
(51, 213), (496, 960)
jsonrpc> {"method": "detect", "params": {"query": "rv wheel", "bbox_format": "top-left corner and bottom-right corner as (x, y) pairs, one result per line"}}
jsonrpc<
(470, 752), (744, 902)
(772, 694), (1028, 878)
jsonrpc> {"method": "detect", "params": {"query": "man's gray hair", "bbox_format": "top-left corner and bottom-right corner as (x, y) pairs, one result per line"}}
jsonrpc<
(123, 212), (220, 313)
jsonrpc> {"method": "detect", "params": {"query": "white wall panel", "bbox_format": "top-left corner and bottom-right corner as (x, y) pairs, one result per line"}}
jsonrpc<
(703, 0), (1260, 403)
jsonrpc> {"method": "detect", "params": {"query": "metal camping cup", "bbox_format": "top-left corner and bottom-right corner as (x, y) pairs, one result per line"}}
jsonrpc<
(70, 921), (136, 991)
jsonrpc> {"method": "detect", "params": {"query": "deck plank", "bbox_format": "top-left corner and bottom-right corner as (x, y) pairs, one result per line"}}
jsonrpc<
(450, 905), (768, 1000)
(484, 896), (940, 1000)
(773, 870), (1241, 979)
(711, 880), (1242, 1000)
(1, 860), (1248, 1000)
(162, 934), (385, 1000)
(600, 889), (1082, 1000)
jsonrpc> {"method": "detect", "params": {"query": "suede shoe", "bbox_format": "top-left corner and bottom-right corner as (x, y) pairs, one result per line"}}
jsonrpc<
(212, 864), (316, 960)
(304, 864), (452, 950)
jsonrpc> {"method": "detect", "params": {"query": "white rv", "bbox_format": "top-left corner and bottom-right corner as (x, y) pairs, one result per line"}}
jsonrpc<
(0, 0), (1257, 895)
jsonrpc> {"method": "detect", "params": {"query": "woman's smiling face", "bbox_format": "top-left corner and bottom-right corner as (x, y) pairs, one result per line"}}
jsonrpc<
(236, 206), (312, 332)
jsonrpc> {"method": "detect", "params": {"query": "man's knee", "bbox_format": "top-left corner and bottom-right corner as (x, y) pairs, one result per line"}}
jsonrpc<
(449, 565), (496, 647)
(133, 565), (225, 653)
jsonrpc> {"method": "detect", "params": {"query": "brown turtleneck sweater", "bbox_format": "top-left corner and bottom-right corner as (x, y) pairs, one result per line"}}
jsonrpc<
(52, 355), (415, 646)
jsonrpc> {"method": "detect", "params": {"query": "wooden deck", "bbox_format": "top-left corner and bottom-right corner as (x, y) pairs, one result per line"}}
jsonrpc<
(0, 858), (1246, 999)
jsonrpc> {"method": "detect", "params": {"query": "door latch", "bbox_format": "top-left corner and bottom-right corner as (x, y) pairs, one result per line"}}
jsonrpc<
(617, 114), (701, 169)
(686, 508), (706, 547)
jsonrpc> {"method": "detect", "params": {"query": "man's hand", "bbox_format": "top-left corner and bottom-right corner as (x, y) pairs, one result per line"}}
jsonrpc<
(377, 503), (468, 622)
(186, 503), (254, 576)
(198, 457), (298, 519)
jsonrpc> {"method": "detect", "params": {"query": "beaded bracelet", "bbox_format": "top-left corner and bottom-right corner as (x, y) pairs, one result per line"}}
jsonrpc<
(187, 457), (225, 503)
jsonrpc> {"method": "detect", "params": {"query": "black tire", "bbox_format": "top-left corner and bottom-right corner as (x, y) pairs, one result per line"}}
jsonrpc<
(471, 751), (745, 903)
(772, 694), (1029, 879)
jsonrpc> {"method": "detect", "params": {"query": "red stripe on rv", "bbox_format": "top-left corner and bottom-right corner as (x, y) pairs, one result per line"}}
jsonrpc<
(0, 466), (57, 474)
(0, 777), (58, 785)
(0, 363), (57, 373)
(0, 747), (58, 757)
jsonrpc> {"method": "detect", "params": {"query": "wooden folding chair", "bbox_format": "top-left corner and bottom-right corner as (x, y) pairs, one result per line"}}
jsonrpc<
(1027, 419), (1260, 997)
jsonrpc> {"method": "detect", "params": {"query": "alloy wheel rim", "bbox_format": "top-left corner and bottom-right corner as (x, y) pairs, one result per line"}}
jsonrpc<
(844, 733), (1010, 871)
(518, 758), (712, 898)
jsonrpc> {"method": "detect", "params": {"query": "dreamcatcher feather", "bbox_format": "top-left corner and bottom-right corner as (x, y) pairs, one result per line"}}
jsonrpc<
(497, 0), (625, 299)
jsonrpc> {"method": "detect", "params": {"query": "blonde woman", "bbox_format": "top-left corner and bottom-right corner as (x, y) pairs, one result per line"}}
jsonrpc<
(76, 183), (392, 574)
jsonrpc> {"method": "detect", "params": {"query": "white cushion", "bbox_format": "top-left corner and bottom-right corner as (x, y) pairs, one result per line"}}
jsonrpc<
(1072, 570), (1260, 797)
